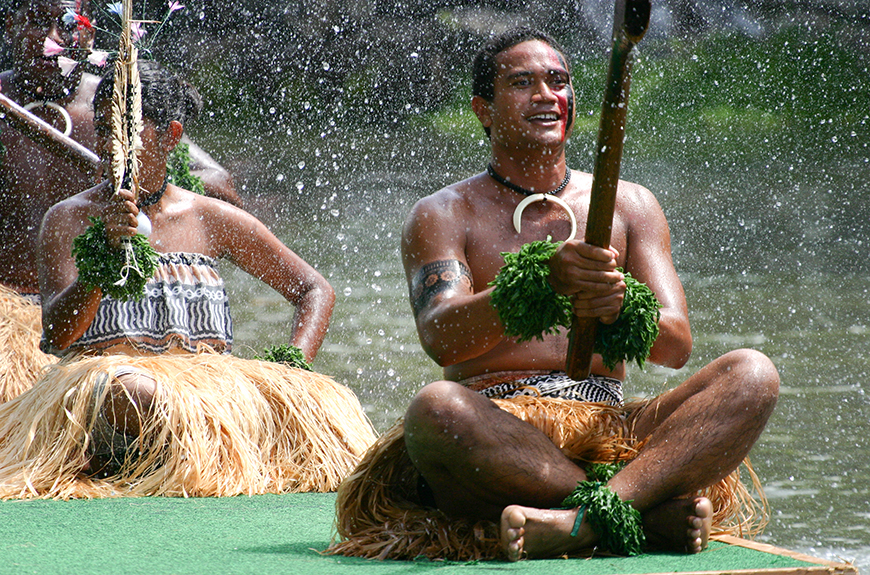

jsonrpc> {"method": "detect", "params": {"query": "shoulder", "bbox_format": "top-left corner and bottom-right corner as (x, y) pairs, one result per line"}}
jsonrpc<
(405, 173), (487, 227)
(183, 187), (265, 230)
(40, 182), (109, 240)
(45, 181), (108, 217)
(616, 179), (666, 221)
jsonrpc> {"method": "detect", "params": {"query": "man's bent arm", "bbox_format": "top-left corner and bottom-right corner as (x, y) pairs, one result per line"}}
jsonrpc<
(182, 137), (244, 207)
(620, 184), (692, 369)
(401, 196), (506, 367)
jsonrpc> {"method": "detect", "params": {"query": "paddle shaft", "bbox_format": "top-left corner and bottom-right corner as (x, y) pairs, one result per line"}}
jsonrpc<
(566, 0), (650, 380)
(0, 92), (101, 177)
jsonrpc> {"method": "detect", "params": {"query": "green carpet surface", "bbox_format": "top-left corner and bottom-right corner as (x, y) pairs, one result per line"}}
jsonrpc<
(0, 493), (831, 575)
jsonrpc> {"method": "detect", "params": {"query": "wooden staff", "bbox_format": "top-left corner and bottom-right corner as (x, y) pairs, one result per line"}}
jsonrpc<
(566, 0), (651, 380)
(0, 92), (100, 177)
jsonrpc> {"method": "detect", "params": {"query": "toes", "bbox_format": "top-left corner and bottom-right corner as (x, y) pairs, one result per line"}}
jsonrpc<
(507, 537), (524, 562)
(506, 506), (527, 529)
(507, 526), (524, 540)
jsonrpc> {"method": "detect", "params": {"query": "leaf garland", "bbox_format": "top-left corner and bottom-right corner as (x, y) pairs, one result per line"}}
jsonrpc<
(561, 481), (646, 556)
(255, 344), (313, 371)
(489, 239), (662, 369)
(72, 216), (158, 301)
(586, 461), (627, 482)
(167, 142), (205, 196)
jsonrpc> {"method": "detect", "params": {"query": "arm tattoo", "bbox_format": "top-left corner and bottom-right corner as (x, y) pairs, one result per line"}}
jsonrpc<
(411, 259), (473, 314)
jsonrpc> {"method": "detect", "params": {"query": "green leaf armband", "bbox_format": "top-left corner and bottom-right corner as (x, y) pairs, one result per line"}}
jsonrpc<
(595, 273), (662, 371)
(489, 239), (662, 369)
(561, 481), (646, 556)
(72, 217), (159, 302)
(255, 344), (313, 371)
(488, 239), (573, 343)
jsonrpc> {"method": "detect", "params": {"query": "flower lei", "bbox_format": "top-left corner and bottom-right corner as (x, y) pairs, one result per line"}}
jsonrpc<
(42, 1), (187, 77)
(489, 239), (662, 370)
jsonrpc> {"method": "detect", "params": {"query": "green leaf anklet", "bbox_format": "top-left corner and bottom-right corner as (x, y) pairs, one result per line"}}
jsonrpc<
(72, 217), (159, 302)
(255, 344), (313, 371)
(561, 481), (645, 556)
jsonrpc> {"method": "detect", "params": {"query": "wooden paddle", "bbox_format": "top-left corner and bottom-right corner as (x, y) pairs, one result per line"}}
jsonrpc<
(0, 92), (101, 177)
(566, 0), (651, 380)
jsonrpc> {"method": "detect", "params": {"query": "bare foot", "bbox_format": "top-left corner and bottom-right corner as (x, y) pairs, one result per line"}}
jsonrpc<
(499, 504), (596, 561)
(643, 497), (713, 553)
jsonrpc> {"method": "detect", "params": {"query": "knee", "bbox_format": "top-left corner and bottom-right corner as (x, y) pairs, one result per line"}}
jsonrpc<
(404, 380), (480, 446)
(719, 349), (780, 413)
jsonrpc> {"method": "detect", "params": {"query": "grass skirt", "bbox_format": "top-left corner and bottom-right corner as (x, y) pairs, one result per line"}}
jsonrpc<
(0, 352), (377, 499)
(326, 396), (767, 561)
(0, 285), (56, 403)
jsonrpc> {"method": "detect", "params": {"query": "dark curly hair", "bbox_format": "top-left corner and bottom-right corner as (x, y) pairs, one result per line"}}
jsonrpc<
(472, 27), (569, 101)
(471, 27), (573, 137)
(93, 60), (202, 129)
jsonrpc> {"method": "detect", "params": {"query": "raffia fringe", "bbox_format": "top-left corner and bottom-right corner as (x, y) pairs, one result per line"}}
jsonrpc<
(326, 396), (768, 561)
(0, 352), (377, 499)
(0, 286), (56, 404)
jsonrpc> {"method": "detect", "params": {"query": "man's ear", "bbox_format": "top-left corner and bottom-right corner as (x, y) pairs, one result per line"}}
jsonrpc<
(164, 120), (184, 151)
(471, 95), (492, 129)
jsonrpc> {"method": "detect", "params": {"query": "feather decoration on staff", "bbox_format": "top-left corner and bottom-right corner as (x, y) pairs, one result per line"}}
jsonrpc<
(105, 0), (152, 292)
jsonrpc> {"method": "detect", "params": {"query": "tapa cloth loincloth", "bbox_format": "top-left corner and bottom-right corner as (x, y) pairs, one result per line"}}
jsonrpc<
(462, 370), (624, 406)
(326, 375), (768, 561)
(0, 351), (378, 499)
(0, 285), (56, 404)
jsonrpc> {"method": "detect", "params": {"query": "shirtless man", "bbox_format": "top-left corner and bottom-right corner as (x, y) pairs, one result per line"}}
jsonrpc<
(0, 0), (242, 296)
(400, 27), (779, 560)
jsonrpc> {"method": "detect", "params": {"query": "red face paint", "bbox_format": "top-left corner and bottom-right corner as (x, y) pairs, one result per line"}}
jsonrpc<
(545, 45), (573, 141)
(556, 91), (568, 141)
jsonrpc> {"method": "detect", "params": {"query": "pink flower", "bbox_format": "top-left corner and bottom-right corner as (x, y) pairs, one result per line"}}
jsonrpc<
(87, 50), (109, 67)
(168, 1), (185, 12)
(131, 22), (146, 41)
(57, 56), (79, 77)
(43, 37), (65, 57)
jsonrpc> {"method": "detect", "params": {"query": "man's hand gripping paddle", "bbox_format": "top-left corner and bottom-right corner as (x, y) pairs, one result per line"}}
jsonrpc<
(566, 0), (651, 380)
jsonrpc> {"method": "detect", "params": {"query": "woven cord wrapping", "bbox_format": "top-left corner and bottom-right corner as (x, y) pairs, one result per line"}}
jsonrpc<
(561, 481), (646, 556)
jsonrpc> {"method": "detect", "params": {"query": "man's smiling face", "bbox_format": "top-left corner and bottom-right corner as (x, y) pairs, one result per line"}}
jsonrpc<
(483, 39), (575, 151)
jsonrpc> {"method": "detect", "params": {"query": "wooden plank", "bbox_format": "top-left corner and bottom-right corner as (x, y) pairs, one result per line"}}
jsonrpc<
(633, 535), (859, 575)
(712, 535), (858, 575)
